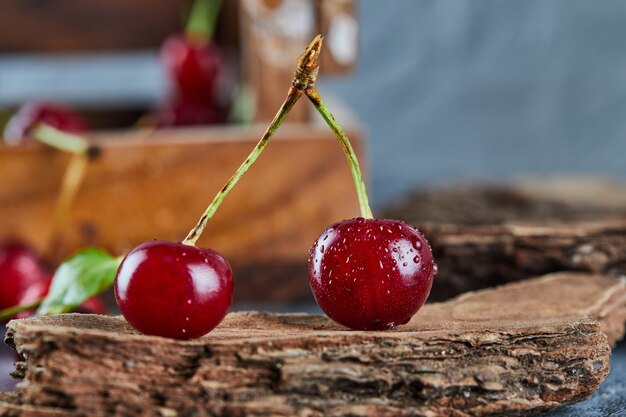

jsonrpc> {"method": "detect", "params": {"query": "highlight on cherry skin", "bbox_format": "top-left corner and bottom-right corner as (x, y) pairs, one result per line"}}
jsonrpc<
(114, 240), (234, 340)
(309, 218), (437, 331)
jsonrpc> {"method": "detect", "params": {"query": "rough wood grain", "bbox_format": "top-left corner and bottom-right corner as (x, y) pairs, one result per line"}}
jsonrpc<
(2, 272), (624, 417)
(383, 181), (626, 300)
(0, 125), (362, 303)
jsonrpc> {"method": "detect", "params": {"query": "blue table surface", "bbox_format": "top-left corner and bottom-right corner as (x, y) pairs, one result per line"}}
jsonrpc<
(1, 325), (625, 416)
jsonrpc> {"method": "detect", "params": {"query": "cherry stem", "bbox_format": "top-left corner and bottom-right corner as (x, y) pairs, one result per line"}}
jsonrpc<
(32, 124), (89, 155)
(48, 154), (90, 253)
(32, 124), (93, 256)
(305, 87), (373, 219)
(0, 299), (43, 321)
(182, 35), (324, 246)
(186, 0), (222, 42)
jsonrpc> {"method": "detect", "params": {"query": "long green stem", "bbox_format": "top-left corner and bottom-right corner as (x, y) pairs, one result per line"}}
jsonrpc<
(0, 299), (43, 321)
(305, 88), (373, 219)
(182, 35), (324, 246)
(182, 88), (302, 245)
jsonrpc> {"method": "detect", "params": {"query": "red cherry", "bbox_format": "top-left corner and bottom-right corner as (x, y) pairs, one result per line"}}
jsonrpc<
(0, 243), (47, 310)
(13, 278), (49, 319)
(14, 275), (107, 319)
(309, 218), (437, 330)
(3, 102), (88, 145)
(114, 240), (234, 339)
(160, 35), (223, 105)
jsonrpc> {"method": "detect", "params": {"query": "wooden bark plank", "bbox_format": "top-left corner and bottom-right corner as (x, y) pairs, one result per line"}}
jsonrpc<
(1, 316), (610, 417)
(383, 181), (626, 300)
(425, 220), (626, 301)
(2, 272), (624, 417)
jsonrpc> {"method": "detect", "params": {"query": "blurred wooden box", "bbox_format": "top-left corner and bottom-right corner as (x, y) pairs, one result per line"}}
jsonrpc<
(0, 123), (363, 303)
(0, 0), (358, 125)
(0, 0), (361, 304)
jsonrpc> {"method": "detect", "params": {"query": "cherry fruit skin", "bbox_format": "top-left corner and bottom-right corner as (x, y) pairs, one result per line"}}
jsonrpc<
(0, 243), (47, 310)
(114, 240), (234, 340)
(160, 35), (223, 105)
(3, 102), (87, 145)
(309, 218), (436, 330)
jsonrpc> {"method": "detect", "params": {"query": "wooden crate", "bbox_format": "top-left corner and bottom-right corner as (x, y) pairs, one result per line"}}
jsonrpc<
(0, 123), (363, 302)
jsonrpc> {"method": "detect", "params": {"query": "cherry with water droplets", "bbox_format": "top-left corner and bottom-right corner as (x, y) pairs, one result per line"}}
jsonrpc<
(3, 102), (88, 145)
(114, 240), (234, 339)
(309, 218), (436, 330)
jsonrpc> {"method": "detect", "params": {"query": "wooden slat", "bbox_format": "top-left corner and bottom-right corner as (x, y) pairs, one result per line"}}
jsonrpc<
(0, 124), (363, 301)
(239, 0), (314, 122)
(317, 0), (358, 74)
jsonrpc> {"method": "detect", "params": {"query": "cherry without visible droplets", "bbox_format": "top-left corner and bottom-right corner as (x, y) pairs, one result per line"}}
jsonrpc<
(3, 102), (88, 145)
(160, 35), (223, 106)
(309, 218), (437, 330)
(114, 240), (234, 340)
(0, 243), (48, 311)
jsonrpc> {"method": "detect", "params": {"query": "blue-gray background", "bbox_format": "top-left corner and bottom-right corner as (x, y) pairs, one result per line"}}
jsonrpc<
(320, 0), (626, 207)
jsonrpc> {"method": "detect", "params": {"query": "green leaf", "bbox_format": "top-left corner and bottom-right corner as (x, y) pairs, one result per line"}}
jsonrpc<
(37, 248), (123, 315)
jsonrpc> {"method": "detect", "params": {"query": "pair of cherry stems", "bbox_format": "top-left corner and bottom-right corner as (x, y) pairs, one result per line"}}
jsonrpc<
(36, 36), (372, 253)
(183, 35), (372, 246)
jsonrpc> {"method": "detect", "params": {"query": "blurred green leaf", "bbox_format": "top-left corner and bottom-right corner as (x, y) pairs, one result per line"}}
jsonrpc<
(37, 248), (122, 315)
